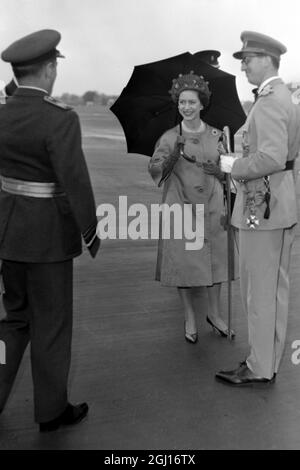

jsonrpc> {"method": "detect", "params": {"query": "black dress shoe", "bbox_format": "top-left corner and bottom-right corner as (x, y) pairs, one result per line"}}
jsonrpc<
(217, 360), (247, 376)
(215, 363), (275, 386)
(206, 316), (235, 338)
(185, 331), (198, 344)
(39, 402), (89, 432)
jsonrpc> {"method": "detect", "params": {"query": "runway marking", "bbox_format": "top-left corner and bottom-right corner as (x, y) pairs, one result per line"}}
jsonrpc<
(0, 340), (5, 365)
(83, 132), (125, 141)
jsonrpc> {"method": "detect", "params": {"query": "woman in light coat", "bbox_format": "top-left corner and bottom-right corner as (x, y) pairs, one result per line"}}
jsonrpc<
(149, 72), (235, 343)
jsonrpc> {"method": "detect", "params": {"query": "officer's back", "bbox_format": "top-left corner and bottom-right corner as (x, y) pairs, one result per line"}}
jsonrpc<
(0, 29), (99, 262)
(0, 29), (98, 431)
(0, 90), (66, 182)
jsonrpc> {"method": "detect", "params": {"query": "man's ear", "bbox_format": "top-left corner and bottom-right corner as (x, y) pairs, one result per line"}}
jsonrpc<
(45, 61), (56, 79)
(264, 55), (273, 67)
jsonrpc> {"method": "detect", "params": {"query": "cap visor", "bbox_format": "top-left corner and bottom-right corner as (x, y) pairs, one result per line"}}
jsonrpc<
(233, 51), (243, 59)
(56, 50), (65, 59)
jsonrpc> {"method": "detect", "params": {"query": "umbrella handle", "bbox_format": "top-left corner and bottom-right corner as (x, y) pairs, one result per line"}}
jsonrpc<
(223, 126), (232, 154)
(223, 126), (234, 341)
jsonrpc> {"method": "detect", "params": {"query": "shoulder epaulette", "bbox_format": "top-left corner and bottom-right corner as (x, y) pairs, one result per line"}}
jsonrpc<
(43, 95), (72, 110)
(258, 85), (273, 98)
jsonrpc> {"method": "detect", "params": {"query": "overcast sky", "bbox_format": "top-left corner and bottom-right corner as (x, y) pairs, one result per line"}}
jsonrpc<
(0, 0), (299, 101)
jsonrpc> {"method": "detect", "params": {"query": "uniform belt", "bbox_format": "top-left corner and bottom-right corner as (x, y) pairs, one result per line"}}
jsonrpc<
(262, 160), (295, 220)
(284, 160), (294, 171)
(0, 176), (66, 198)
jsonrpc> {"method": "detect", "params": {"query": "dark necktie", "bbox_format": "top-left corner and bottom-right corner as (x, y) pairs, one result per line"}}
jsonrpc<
(252, 87), (259, 101)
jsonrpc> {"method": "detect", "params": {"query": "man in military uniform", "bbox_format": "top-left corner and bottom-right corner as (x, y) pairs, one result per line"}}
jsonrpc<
(0, 29), (100, 431)
(194, 49), (221, 68)
(216, 31), (300, 385)
(194, 49), (237, 209)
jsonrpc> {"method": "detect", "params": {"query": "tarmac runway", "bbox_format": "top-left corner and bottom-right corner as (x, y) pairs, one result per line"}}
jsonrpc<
(0, 105), (300, 450)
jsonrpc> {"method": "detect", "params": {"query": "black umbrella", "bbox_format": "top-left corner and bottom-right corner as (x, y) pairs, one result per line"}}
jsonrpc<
(111, 52), (246, 156)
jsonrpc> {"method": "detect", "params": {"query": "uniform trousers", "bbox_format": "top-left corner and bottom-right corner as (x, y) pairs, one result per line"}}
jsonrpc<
(239, 226), (295, 379)
(0, 259), (73, 422)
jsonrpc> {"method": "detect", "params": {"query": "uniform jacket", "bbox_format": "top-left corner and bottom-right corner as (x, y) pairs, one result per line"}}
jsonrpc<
(231, 78), (300, 230)
(0, 87), (99, 262)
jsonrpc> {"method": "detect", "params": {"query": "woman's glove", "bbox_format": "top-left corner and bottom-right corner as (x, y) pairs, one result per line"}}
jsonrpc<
(158, 138), (183, 187)
(202, 160), (224, 182)
(220, 154), (240, 173)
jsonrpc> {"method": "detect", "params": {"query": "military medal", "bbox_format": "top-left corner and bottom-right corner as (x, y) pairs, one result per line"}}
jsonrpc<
(246, 212), (260, 229)
(246, 198), (259, 229)
(263, 176), (271, 219)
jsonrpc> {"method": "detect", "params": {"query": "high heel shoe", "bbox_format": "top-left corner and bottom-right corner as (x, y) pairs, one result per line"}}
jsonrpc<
(206, 316), (235, 338)
(184, 321), (198, 344)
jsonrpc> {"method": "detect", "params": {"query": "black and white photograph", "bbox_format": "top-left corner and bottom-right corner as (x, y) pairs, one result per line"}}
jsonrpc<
(0, 0), (300, 452)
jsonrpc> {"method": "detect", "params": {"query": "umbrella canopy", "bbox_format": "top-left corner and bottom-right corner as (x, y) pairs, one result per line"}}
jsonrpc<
(111, 52), (246, 156)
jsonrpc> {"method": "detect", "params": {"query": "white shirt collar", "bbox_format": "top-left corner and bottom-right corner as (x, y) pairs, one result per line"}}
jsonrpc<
(18, 85), (48, 94)
(258, 76), (280, 94)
